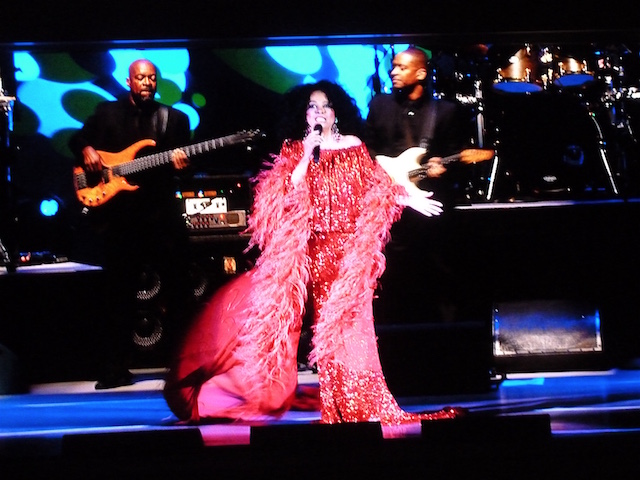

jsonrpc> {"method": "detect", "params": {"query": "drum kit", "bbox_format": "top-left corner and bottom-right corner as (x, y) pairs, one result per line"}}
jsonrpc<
(431, 42), (639, 201)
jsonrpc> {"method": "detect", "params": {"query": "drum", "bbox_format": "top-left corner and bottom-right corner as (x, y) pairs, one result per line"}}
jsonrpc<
(593, 44), (640, 97)
(553, 50), (594, 89)
(494, 46), (544, 94)
(432, 52), (473, 101)
(486, 92), (617, 199)
(432, 45), (489, 104)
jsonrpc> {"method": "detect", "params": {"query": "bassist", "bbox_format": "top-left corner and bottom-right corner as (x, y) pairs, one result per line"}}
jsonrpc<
(68, 59), (191, 389)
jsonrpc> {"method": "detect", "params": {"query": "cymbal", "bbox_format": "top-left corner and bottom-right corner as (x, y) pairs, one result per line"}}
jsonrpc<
(461, 44), (490, 57)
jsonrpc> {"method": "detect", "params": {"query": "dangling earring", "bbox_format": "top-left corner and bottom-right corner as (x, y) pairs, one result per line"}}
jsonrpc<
(304, 124), (312, 138)
(332, 118), (341, 142)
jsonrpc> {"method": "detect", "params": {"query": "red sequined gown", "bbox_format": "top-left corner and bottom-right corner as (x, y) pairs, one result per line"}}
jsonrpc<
(300, 142), (416, 424)
(164, 140), (456, 425)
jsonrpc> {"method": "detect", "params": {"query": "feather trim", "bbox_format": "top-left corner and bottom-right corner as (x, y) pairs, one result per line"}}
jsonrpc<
(310, 161), (404, 366)
(235, 152), (312, 411)
(233, 143), (406, 414)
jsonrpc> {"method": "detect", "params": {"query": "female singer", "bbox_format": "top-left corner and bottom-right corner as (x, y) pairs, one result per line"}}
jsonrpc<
(163, 80), (462, 425)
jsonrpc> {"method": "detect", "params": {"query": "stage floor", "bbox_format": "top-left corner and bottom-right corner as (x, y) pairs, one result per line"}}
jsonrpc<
(3, 366), (640, 478)
(1, 196), (640, 477)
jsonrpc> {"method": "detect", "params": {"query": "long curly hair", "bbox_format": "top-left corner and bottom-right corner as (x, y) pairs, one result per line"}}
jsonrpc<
(275, 80), (364, 143)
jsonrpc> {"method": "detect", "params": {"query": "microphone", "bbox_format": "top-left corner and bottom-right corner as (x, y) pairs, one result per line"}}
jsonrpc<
(313, 124), (322, 163)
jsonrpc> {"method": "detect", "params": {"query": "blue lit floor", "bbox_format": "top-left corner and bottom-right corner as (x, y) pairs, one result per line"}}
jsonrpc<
(2, 368), (640, 478)
(3, 367), (640, 457)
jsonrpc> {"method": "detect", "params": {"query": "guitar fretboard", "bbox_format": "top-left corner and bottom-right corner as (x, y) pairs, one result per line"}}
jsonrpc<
(113, 132), (253, 177)
(408, 153), (462, 179)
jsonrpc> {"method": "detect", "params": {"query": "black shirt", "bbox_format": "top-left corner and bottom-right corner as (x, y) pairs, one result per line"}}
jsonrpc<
(365, 91), (464, 159)
(365, 91), (468, 208)
(69, 96), (190, 222)
(69, 96), (191, 263)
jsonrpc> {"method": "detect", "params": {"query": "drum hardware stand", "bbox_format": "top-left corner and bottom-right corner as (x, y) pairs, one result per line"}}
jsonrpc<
(486, 140), (501, 201)
(592, 46), (640, 195)
(593, 58), (636, 197)
(470, 78), (493, 200)
(475, 79), (486, 148)
(0, 73), (17, 272)
(587, 106), (619, 195)
(602, 88), (636, 196)
(0, 237), (10, 266)
(483, 81), (506, 201)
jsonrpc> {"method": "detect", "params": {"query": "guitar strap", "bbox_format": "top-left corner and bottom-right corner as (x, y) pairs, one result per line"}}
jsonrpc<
(154, 105), (169, 139)
(419, 99), (438, 153)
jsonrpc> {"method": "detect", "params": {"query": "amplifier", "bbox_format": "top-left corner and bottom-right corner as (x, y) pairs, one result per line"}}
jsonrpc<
(176, 174), (252, 234)
(185, 210), (247, 231)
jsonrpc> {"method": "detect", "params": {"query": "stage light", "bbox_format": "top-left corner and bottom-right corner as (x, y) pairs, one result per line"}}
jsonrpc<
(39, 198), (59, 217)
(493, 299), (605, 374)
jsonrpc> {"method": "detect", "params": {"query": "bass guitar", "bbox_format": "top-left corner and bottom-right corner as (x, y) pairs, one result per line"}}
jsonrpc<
(73, 130), (261, 208)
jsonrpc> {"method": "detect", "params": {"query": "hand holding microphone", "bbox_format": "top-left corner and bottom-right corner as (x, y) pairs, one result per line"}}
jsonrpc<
(294, 124), (322, 185)
(312, 124), (322, 163)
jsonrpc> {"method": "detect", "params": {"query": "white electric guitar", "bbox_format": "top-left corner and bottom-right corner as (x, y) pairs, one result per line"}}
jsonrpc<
(376, 147), (495, 194)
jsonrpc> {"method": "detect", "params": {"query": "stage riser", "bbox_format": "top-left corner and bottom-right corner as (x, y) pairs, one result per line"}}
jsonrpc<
(376, 201), (640, 372)
(0, 254), (247, 384)
(376, 322), (493, 396)
(1, 201), (639, 385)
(0, 270), (105, 384)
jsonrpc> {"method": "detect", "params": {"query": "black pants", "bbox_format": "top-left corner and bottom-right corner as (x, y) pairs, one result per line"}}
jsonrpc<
(91, 209), (191, 378)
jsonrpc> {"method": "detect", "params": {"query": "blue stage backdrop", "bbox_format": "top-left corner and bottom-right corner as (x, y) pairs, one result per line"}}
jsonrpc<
(11, 44), (408, 157)
(4, 39), (640, 255)
(4, 43), (408, 253)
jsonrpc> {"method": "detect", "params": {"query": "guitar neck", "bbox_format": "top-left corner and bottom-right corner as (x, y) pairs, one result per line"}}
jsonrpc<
(114, 133), (248, 177)
(407, 153), (461, 180)
(440, 153), (462, 165)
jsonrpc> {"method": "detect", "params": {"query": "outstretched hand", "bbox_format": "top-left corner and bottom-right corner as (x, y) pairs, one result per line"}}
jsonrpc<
(396, 189), (443, 217)
(376, 149), (444, 217)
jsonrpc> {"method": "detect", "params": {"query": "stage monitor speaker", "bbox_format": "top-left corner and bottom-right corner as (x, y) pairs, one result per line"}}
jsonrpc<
(250, 422), (383, 451)
(62, 428), (204, 458)
(0, 343), (26, 394)
(421, 413), (551, 444)
(250, 423), (385, 477)
(492, 299), (606, 373)
(376, 321), (493, 396)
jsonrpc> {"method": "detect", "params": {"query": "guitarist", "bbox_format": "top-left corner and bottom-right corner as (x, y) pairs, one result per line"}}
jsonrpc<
(69, 59), (192, 389)
(364, 46), (470, 325)
(365, 47), (469, 202)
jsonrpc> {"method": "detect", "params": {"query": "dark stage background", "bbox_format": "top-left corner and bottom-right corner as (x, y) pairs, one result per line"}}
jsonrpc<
(1, 1), (639, 390)
(2, 38), (640, 252)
